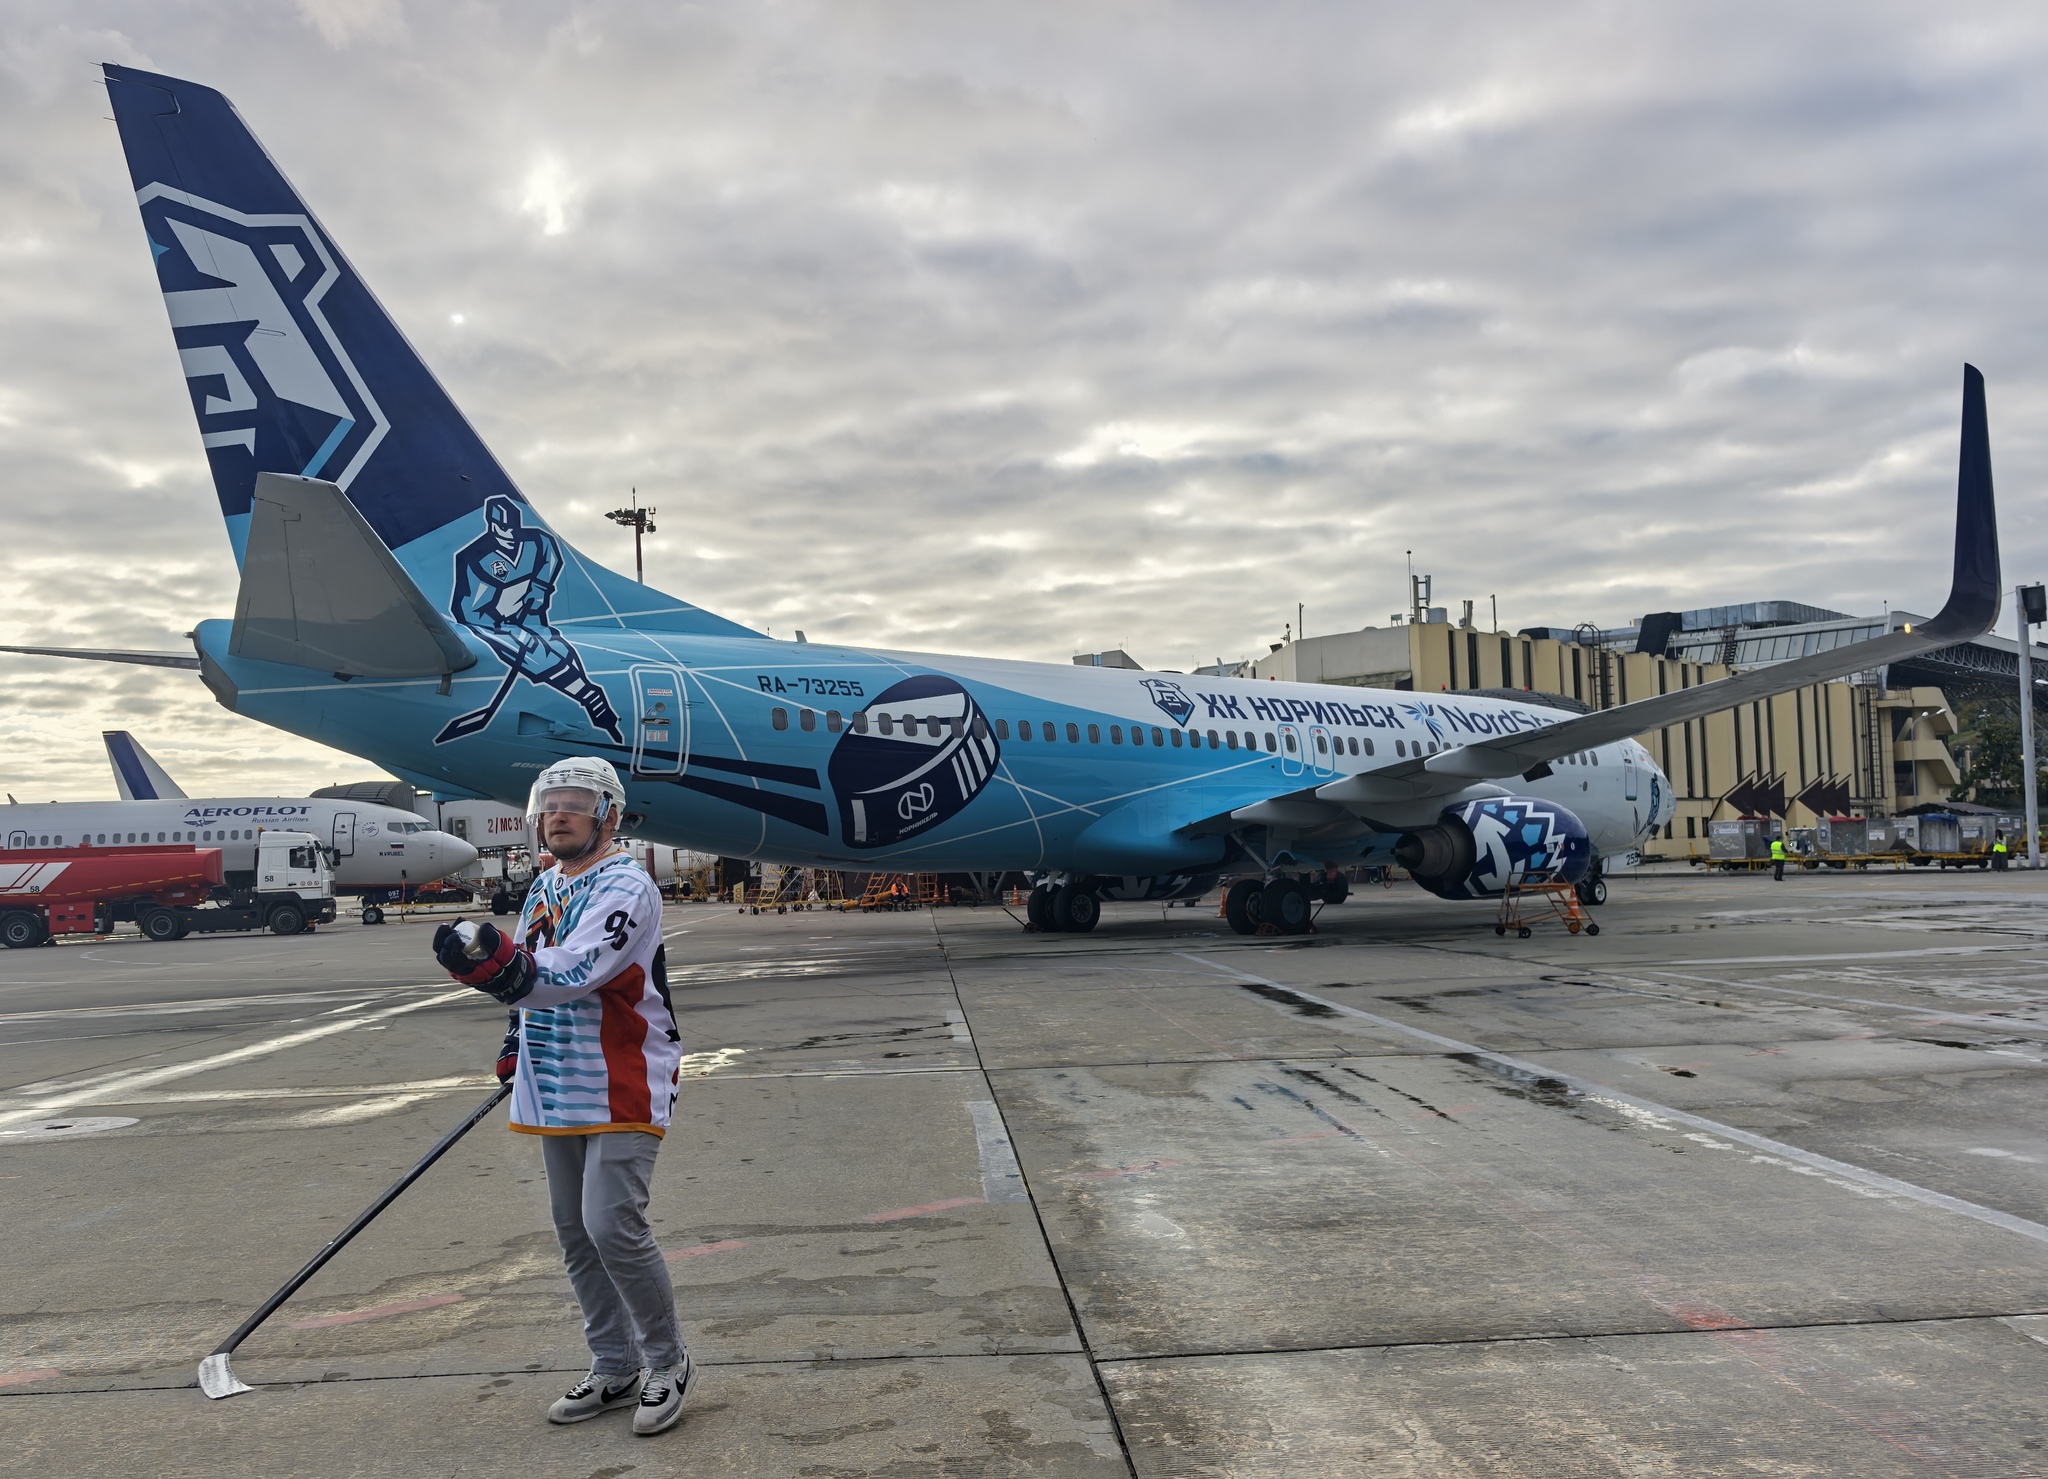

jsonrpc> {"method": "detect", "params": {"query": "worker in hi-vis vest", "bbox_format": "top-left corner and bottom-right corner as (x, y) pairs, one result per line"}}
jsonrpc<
(1770, 835), (1787, 882)
(1993, 833), (2010, 871)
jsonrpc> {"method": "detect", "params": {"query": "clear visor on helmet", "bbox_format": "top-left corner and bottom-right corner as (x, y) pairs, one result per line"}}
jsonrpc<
(527, 784), (609, 828)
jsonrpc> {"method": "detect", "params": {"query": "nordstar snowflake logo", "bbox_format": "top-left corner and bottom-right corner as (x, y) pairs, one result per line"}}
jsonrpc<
(1400, 701), (1445, 740)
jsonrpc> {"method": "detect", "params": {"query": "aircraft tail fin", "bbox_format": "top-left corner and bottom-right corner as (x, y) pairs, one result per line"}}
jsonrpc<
(101, 64), (752, 640)
(104, 731), (187, 800)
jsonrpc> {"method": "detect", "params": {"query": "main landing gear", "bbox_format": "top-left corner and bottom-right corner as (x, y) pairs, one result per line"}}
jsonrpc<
(1027, 881), (1101, 934)
(1224, 873), (1346, 936)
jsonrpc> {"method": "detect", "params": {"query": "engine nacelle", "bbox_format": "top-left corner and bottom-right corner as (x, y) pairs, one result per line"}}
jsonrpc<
(1397, 796), (1591, 900)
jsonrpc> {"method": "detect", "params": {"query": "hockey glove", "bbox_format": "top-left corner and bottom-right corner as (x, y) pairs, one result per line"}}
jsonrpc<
(433, 921), (536, 1005)
(496, 1011), (521, 1083)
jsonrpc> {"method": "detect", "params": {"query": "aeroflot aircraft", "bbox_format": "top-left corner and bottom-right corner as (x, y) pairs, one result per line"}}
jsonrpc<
(23, 67), (1999, 935)
(0, 728), (476, 890)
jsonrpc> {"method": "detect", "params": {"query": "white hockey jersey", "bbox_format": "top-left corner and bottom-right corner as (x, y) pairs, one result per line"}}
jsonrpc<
(507, 848), (681, 1137)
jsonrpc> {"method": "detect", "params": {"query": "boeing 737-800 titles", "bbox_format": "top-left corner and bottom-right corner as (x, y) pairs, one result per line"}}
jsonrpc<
(8, 66), (2003, 935)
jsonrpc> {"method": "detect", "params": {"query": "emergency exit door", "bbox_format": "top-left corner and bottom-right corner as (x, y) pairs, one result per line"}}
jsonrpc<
(630, 666), (690, 775)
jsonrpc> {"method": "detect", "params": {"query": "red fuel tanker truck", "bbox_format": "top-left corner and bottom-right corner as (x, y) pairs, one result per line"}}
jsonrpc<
(0, 832), (336, 948)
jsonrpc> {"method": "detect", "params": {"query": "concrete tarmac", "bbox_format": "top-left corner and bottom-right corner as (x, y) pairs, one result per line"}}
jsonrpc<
(3, 870), (2047, 1475)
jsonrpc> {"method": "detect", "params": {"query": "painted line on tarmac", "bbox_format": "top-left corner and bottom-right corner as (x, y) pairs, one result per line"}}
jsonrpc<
(1649, 970), (2048, 1039)
(1184, 954), (2048, 1248)
(0, 988), (471, 1132)
(290, 1294), (466, 1330)
(0, 1076), (495, 1109)
(1664, 945), (2036, 964)
(0, 984), (443, 1026)
(0, 1368), (58, 1388)
(967, 1100), (1028, 1203)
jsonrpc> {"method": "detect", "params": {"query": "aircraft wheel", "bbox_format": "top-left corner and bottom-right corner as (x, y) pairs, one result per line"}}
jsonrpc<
(1027, 886), (1057, 932)
(1261, 878), (1312, 935)
(1223, 879), (1262, 935)
(1321, 873), (1350, 906)
(268, 903), (306, 936)
(1053, 884), (1100, 934)
(361, 905), (385, 926)
(1, 910), (48, 949)
(138, 908), (181, 943)
(1579, 877), (1608, 907)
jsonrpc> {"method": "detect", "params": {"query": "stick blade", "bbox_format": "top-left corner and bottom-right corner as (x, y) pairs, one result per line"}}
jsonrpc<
(198, 1352), (253, 1400)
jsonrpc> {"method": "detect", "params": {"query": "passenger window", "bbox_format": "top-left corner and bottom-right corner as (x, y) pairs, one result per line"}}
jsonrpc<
(901, 714), (917, 734)
(1347, 736), (1358, 755)
(1591, 751), (1599, 765)
(827, 710), (843, 733)
(1087, 724), (1101, 744)
(1206, 730), (1219, 747)
(1040, 721), (1054, 742)
(800, 709), (816, 732)
(1429, 742), (1438, 754)
(1130, 726), (1143, 746)
(1066, 723), (1081, 743)
(1153, 727), (1166, 746)
(1263, 733), (1274, 752)
(878, 713), (894, 736)
(1013, 719), (1029, 740)
(772, 707), (789, 731)
(1226, 731), (1239, 751)
(950, 716), (963, 738)
(1170, 729), (1182, 748)
(1284, 733), (1297, 753)
(1110, 725), (1123, 744)
(1316, 734), (1328, 754)
(972, 716), (990, 741)
(1396, 740), (1406, 757)
(1362, 738), (1373, 756)
(852, 711), (869, 734)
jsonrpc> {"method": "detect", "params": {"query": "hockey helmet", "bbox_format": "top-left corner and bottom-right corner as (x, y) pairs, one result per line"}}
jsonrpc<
(526, 755), (627, 833)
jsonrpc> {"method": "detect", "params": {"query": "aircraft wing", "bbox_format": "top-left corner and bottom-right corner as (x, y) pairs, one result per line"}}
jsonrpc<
(0, 644), (201, 670)
(1318, 364), (2001, 809)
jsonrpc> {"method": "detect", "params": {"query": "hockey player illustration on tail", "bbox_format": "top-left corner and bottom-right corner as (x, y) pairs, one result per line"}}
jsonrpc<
(436, 497), (624, 745)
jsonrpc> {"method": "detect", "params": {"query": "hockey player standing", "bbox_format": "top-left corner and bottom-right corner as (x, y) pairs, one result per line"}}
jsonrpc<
(433, 756), (693, 1435)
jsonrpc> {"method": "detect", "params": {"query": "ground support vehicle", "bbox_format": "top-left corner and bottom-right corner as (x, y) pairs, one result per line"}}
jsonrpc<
(1496, 872), (1599, 938)
(144, 832), (335, 938)
(0, 845), (224, 948)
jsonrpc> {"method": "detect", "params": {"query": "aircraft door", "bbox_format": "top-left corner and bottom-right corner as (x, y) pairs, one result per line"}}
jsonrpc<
(5, 831), (22, 850)
(331, 811), (356, 858)
(1308, 725), (1338, 777)
(1278, 723), (1303, 777)
(1624, 756), (1639, 800)
(630, 665), (689, 776)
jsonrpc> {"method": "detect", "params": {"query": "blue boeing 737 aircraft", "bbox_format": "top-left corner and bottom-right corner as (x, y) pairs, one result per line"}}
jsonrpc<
(15, 66), (2003, 935)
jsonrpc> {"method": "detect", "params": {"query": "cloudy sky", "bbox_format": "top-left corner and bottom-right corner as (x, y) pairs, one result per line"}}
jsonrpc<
(3, 1), (2047, 799)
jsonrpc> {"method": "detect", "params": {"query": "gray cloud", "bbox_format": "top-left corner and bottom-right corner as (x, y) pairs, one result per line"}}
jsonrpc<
(3, 1), (2046, 797)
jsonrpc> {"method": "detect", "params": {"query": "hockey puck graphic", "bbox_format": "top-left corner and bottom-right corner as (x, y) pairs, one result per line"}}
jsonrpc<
(828, 675), (1000, 849)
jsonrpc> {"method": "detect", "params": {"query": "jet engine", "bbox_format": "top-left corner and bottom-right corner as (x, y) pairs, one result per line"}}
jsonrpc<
(1395, 796), (1591, 900)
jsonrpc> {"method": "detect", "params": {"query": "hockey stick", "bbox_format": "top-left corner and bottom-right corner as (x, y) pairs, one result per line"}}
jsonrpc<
(198, 1081), (513, 1400)
(435, 662), (522, 744)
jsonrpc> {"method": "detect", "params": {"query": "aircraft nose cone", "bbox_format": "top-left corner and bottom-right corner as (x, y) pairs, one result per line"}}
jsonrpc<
(439, 833), (479, 874)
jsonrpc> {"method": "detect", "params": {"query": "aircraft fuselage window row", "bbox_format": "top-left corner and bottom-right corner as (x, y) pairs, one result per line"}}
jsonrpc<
(762, 705), (1419, 759)
(9, 830), (219, 847)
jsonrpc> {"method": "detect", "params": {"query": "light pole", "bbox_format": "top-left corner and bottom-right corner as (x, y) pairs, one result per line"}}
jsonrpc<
(2019, 583), (2046, 867)
(605, 486), (657, 584)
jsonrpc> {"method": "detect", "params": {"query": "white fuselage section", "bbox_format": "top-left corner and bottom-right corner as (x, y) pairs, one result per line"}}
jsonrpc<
(0, 797), (477, 889)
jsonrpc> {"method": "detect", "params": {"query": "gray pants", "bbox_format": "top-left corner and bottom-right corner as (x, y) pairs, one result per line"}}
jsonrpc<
(541, 1131), (686, 1376)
